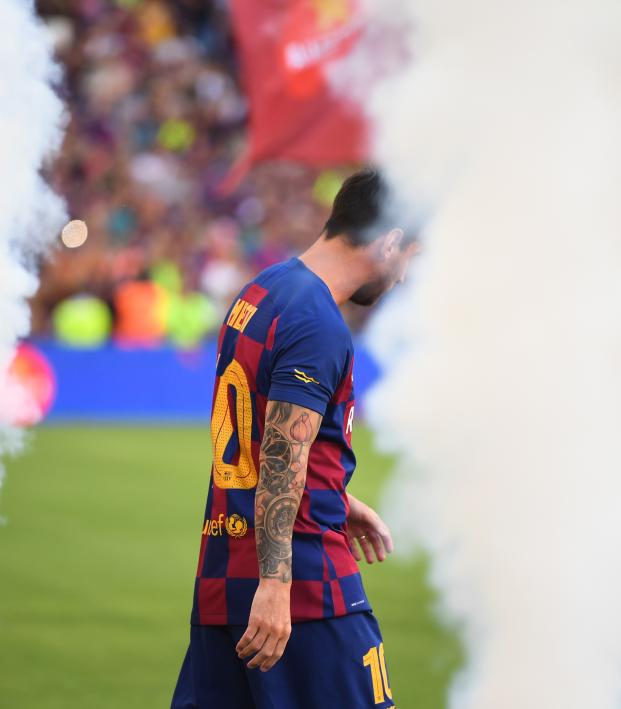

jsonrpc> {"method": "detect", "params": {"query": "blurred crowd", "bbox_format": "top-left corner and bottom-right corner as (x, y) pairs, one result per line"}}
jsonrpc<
(34, 0), (361, 346)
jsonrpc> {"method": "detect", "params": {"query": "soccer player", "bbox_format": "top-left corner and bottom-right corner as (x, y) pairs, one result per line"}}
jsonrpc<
(171, 169), (418, 708)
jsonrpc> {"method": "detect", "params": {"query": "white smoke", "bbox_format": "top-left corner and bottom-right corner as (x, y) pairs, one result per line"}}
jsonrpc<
(346, 1), (621, 708)
(0, 0), (66, 484)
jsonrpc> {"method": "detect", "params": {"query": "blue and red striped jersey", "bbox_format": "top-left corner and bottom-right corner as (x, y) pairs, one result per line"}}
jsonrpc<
(190, 257), (371, 625)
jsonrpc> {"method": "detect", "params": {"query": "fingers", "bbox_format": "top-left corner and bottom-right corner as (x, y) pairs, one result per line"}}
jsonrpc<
(379, 523), (394, 555)
(371, 522), (394, 561)
(349, 534), (362, 561)
(353, 524), (394, 563)
(237, 623), (291, 672)
(246, 634), (278, 670)
(237, 626), (267, 659)
(357, 534), (375, 564)
(247, 629), (290, 672)
(260, 636), (289, 672)
(235, 623), (257, 655)
(369, 532), (387, 562)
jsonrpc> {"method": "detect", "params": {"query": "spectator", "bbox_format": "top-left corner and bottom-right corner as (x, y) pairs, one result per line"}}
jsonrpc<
(34, 0), (363, 339)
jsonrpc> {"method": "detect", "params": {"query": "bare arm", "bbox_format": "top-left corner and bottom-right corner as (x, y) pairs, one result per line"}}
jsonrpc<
(255, 401), (321, 581)
(347, 492), (394, 564)
(236, 401), (322, 671)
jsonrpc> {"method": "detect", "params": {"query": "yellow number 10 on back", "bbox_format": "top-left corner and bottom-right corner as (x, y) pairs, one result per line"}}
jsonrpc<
(211, 359), (258, 489)
(363, 642), (393, 705)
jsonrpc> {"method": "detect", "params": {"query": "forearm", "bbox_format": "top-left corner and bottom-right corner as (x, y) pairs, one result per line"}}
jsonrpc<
(255, 401), (321, 583)
(347, 491), (364, 517)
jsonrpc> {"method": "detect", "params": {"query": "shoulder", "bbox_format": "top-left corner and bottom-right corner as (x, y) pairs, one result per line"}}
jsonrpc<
(274, 301), (351, 380)
(251, 258), (300, 294)
(253, 259), (352, 352)
(280, 284), (349, 339)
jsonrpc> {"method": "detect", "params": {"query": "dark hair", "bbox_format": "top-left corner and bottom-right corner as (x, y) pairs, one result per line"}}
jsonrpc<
(323, 168), (415, 247)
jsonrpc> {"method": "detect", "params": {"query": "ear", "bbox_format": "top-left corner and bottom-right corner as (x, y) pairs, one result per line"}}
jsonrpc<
(380, 228), (404, 260)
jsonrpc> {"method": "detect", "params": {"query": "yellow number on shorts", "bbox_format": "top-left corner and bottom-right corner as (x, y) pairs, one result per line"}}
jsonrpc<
(363, 642), (393, 704)
(211, 359), (258, 489)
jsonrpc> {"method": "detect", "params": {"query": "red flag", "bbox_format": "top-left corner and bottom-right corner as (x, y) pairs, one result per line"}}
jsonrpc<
(225, 0), (368, 188)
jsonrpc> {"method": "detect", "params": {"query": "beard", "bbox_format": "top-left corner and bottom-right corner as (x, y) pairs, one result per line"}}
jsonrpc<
(349, 276), (392, 306)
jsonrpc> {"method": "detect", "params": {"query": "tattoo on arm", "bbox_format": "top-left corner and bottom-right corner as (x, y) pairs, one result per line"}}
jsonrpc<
(255, 401), (322, 583)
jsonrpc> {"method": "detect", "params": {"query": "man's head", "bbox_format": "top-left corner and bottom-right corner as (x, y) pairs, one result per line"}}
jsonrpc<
(323, 168), (418, 306)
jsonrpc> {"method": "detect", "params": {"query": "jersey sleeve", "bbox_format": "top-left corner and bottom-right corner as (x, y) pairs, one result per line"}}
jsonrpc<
(268, 313), (348, 416)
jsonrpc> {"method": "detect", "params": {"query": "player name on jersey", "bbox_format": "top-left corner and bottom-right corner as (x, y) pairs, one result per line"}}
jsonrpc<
(226, 298), (257, 333)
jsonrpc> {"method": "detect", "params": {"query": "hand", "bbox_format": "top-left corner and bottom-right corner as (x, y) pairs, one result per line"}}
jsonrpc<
(347, 494), (394, 564)
(236, 579), (292, 672)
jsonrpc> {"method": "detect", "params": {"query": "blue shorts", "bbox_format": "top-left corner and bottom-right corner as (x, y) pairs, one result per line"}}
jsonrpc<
(171, 611), (396, 709)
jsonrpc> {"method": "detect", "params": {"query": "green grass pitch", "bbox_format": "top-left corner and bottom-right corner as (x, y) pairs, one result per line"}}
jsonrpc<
(0, 426), (461, 708)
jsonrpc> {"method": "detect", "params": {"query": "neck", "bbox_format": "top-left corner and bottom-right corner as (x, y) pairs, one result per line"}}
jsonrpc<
(298, 234), (371, 306)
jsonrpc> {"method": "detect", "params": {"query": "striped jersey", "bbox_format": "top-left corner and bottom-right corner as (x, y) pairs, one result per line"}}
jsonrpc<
(190, 257), (371, 625)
